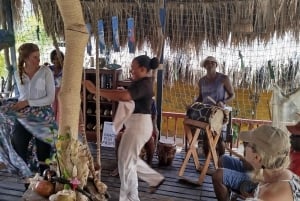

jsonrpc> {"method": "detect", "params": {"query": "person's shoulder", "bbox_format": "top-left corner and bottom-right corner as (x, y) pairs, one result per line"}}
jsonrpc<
(137, 76), (152, 84)
(217, 72), (229, 81)
(261, 180), (294, 201)
(39, 65), (53, 74)
(48, 65), (55, 71)
(199, 76), (206, 82)
(217, 72), (227, 77)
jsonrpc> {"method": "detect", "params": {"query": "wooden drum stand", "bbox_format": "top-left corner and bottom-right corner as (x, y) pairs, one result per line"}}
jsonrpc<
(178, 118), (222, 185)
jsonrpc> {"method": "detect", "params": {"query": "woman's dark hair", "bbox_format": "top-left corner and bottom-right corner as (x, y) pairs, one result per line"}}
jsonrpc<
(17, 43), (39, 85)
(134, 55), (159, 72)
(50, 49), (64, 63)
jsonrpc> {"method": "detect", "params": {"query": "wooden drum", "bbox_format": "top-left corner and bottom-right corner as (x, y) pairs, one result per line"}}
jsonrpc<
(157, 138), (176, 166)
(186, 102), (226, 134)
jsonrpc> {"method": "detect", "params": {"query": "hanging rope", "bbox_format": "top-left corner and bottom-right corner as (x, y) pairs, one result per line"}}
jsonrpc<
(93, 0), (102, 180)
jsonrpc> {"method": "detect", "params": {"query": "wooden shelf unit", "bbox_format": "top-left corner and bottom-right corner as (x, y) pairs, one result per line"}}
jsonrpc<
(83, 68), (122, 142)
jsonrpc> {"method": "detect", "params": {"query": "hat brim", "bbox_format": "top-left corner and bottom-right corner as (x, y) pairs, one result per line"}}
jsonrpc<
(239, 130), (253, 143)
(200, 58), (218, 67)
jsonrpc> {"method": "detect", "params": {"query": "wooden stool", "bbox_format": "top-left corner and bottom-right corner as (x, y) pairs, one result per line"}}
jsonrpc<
(178, 118), (221, 185)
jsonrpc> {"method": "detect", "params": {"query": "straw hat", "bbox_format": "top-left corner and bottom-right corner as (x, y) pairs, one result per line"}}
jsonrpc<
(200, 56), (218, 67)
(239, 125), (290, 155)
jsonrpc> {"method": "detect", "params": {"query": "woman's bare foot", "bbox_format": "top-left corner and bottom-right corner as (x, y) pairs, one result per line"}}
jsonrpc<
(149, 177), (165, 193)
(84, 80), (97, 94)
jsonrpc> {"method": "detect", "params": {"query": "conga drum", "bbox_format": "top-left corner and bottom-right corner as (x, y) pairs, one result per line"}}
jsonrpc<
(186, 102), (226, 130)
(157, 138), (176, 166)
(186, 102), (226, 156)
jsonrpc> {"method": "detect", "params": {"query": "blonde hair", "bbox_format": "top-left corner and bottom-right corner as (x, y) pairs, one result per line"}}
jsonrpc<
(250, 143), (290, 182)
(17, 43), (39, 85)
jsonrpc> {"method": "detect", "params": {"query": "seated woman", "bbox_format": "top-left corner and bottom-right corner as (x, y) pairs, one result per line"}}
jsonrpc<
(240, 125), (300, 201)
(0, 43), (55, 177)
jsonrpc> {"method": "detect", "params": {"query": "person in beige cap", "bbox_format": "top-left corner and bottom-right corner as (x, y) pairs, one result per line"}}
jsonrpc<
(240, 125), (300, 201)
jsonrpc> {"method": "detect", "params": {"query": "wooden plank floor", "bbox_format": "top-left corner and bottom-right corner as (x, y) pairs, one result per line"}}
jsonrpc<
(0, 143), (220, 201)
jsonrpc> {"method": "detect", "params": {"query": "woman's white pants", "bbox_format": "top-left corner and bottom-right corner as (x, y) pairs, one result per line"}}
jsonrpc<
(118, 114), (164, 201)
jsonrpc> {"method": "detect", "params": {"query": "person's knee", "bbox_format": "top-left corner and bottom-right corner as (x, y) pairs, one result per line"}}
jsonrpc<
(212, 168), (223, 184)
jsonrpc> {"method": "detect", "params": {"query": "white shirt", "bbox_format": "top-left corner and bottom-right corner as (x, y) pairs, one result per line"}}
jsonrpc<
(15, 66), (55, 107)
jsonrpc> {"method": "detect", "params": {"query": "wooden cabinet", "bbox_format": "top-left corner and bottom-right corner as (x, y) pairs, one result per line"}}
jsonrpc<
(83, 68), (122, 142)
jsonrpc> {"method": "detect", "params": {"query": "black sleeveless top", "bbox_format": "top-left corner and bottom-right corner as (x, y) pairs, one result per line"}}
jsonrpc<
(127, 77), (153, 114)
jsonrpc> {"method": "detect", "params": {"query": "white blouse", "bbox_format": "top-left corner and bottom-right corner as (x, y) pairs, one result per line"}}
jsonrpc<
(15, 66), (55, 107)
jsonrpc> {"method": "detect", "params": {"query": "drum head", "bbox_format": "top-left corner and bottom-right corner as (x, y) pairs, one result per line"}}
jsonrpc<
(159, 138), (176, 146)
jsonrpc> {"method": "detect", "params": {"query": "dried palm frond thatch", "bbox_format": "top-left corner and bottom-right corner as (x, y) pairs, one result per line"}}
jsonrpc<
(28, 0), (163, 56)
(0, 0), (23, 29)
(25, 0), (300, 54)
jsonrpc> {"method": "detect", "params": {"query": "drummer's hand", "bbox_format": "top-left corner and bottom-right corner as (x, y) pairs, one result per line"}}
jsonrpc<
(185, 103), (192, 110)
(11, 100), (29, 111)
(217, 101), (225, 108)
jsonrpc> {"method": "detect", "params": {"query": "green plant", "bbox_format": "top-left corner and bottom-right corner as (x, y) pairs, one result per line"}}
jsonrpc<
(0, 52), (8, 78)
(15, 14), (53, 64)
(232, 123), (240, 141)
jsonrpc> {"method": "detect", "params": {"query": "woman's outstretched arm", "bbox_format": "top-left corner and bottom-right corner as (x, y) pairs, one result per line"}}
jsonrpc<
(84, 80), (132, 101)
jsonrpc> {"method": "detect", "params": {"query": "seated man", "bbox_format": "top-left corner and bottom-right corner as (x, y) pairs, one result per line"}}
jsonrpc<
(212, 143), (257, 201)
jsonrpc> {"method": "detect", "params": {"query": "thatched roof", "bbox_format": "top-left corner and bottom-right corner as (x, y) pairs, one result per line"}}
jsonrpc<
(1, 0), (300, 90)
(2, 0), (300, 55)
(0, 0), (22, 29)
(29, 0), (300, 55)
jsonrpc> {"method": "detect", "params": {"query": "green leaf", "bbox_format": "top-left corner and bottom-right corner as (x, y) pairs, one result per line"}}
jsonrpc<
(63, 169), (71, 179)
(45, 158), (52, 165)
(45, 138), (53, 143)
(64, 184), (71, 190)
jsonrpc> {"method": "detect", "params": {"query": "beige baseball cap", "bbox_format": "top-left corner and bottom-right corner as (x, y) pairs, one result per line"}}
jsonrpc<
(200, 56), (218, 67)
(239, 125), (290, 155)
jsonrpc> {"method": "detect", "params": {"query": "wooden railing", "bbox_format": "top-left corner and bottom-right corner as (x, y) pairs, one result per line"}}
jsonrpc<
(161, 111), (272, 147)
(161, 112), (186, 145)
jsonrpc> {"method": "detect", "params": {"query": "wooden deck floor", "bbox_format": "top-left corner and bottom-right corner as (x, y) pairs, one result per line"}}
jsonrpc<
(0, 143), (220, 201)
